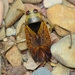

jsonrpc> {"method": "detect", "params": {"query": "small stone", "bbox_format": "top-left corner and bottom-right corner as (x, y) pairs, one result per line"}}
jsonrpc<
(7, 66), (27, 75)
(52, 63), (70, 75)
(23, 51), (40, 70)
(6, 46), (22, 67)
(47, 4), (75, 36)
(51, 34), (75, 68)
(22, 0), (42, 4)
(6, 27), (16, 36)
(0, 26), (5, 40)
(31, 67), (52, 75)
(16, 16), (25, 40)
(4, 37), (15, 51)
(43, 0), (62, 8)
(17, 42), (27, 51)
(16, 15), (25, 36)
(5, 0), (24, 28)
(16, 21), (27, 50)
(16, 15), (28, 50)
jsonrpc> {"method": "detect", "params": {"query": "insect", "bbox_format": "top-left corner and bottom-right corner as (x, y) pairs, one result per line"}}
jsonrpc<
(25, 9), (51, 62)
(17, 9), (72, 62)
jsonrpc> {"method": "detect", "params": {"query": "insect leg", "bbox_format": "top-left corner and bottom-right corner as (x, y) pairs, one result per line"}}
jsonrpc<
(17, 9), (25, 14)
(55, 25), (72, 49)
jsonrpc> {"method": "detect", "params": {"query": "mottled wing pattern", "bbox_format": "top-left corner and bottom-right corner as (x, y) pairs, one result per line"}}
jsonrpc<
(38, 21), (51, 47)
(25, 24), (40, 59)
(37, 21), (51, 61)
(25, 25), (37, 50)
(25, 21), (51, 62)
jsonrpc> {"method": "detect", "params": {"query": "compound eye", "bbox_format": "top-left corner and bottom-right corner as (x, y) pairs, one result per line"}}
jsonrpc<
(33, 9), (38, 13)
(26, 10), (30, 15)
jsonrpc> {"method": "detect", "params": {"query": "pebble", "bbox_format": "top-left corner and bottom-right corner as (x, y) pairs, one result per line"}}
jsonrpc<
(51, 34), (75, 68)
(16, 18), (27, 50)
(31, 67), (52, 75)
(7, 66), (26, 75)
(23, 51), (40, 70)
(4, 37), (15, 51)
(6, 27), (16, 36)
(52, 63), (70, 75)
(43, 0), (62, 8)
(0, 26), (5, 40)
(16, 15), (25, 36)
(17, 42), (27, 51)
(16, 15), (28, 51)
(5, 0), (24, 28)
(22, 0), (42, 4)
(47, 4), (75, 36)
(6, 46), (22, 67)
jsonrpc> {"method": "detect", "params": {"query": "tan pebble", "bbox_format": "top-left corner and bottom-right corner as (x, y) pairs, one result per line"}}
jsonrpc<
(51, 34), (75, 68)
(5, 0), (24, 28)
(23, 51), (40, 70)
(47, 4), (75, 36)
(17, 42), (28, 51)
(0, 26), (5, 40)
(6, 46), (22, 67)
(16, 15), (25, 36)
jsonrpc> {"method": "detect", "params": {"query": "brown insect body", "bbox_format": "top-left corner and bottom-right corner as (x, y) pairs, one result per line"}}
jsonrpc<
(25, 9), (51, 62)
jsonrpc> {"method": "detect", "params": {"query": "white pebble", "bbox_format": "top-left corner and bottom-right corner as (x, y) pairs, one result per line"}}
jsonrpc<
(6, 28), (16, 36)
(43, 0), (62, 8)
